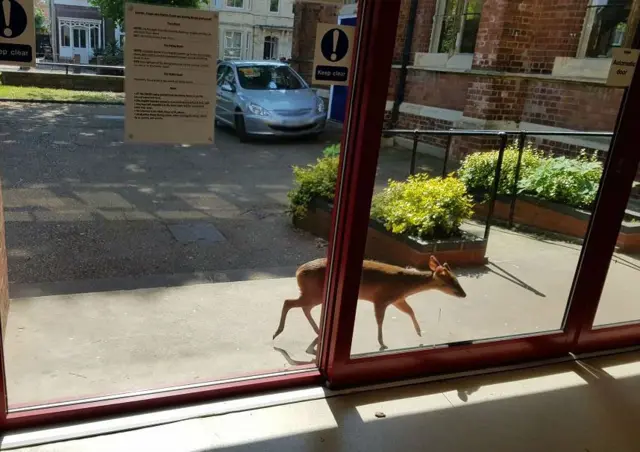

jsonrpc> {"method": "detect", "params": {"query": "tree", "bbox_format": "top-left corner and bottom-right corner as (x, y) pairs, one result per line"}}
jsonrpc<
(34, 7), (48, 33)
(88, 0), (208, 27)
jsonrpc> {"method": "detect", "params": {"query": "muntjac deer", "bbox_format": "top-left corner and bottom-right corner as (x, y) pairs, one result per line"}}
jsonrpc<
(273, 255), (467, 351)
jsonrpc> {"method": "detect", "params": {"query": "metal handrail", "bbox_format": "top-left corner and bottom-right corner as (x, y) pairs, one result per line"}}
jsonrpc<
(36, 61), (125, 75)
(382, 128), (615, 242)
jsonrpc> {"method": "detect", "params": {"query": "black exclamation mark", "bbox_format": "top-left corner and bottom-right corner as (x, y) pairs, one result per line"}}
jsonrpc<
(2, 0), (12, 37)
(330, 29), (339, 61)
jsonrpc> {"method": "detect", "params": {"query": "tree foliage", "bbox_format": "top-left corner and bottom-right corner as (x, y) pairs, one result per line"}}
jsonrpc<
(89, 0), (207, 27)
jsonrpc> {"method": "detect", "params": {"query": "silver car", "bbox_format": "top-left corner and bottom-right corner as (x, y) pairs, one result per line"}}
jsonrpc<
(215, 61), (327, 141)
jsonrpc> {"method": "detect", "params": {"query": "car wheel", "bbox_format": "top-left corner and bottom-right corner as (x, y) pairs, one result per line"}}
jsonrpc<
(235, 110), (249, 142)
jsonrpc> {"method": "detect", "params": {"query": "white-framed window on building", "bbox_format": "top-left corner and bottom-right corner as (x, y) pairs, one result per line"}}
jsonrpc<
(224, 31), (243, 60)
(270, 0), (279, 13)
(578, 0), (632, 58)
(91, 27), (100, 50)
(225, 0), (244, 8)
(430, 0), (483, 54)
(61, 25), (71, 47)
(263, 36), (278, 59)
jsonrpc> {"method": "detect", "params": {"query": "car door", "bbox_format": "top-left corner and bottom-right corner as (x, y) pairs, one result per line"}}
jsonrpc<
(216, 65), (237, 125)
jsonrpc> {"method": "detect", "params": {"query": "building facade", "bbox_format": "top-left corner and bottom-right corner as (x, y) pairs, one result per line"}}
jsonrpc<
(48, 0), (116, 63)
(210, 0), (295, 61)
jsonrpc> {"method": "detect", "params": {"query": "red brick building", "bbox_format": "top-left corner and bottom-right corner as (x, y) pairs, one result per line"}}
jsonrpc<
(293, 0), (638, 178)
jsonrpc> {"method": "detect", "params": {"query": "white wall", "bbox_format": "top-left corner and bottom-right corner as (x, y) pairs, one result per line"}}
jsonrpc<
(207, 0), (294, 60)
(54, 0), (92, 6)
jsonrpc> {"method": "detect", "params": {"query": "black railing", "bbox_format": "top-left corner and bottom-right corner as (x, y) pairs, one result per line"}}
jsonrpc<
(35, 61), (125, 75)
(382, 128), (614, 241)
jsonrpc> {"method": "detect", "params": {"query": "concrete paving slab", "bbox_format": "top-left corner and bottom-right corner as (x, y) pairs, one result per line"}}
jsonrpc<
(4, 227), (639, 408)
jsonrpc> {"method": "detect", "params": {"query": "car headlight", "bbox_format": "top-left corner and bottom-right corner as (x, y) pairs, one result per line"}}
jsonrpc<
(247, 103), (270, 116)
(316, 97), (325, 113)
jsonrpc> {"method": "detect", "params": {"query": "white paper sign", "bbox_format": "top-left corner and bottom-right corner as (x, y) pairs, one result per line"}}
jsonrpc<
(125, 3), (218, 144)
(607, 48), (640, 87)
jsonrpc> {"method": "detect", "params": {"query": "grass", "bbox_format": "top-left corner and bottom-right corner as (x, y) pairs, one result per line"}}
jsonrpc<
(0, 82), (124, 104)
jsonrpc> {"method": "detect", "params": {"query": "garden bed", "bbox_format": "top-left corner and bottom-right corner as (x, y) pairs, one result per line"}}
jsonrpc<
(294, 198), (488, 269)
(472, 193), (640, 253)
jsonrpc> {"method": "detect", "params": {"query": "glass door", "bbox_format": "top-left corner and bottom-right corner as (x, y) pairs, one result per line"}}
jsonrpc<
(318, 0), (639, 387)
(0, 0), (637, 431)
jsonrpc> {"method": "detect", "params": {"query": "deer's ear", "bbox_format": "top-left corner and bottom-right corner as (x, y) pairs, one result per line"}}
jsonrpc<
(443, 263), (451, 271)
(429, 255), (440, 272)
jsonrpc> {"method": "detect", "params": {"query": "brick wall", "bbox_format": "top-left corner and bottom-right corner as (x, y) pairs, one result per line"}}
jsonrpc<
(404, 70), (468, 110)
(394, 113), (455, 149)
(0, 71), (124, 92)
(531, 0), (588, 73)
(522, 81), (624, 130)
(473, 0), (588, 74)
(392, 0), (435, 64)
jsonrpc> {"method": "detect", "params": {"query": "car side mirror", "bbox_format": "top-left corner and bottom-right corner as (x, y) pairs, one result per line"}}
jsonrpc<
(221, 82), (236, 93)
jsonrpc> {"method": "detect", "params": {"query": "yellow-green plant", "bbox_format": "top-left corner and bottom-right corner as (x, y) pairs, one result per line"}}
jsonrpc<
(457, 142), (544, 195)
(287, 156), (339, 219)
(371, 175), (474, 240)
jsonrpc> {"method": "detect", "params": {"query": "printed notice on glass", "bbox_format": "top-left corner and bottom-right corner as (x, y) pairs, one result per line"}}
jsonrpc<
(125, 3), (218, 144)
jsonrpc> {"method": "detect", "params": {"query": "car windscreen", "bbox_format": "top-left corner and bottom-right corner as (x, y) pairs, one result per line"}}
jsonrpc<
(236, 65), (305, 90)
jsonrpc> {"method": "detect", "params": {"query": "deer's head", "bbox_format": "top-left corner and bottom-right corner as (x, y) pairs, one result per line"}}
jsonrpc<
(429, 256), (467, 298)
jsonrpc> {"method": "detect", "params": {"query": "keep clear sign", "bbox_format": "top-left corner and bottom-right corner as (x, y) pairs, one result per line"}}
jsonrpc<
(312, 23), (354, 87)
(0, 0), (36, 66)
(125, 3), (218, 144)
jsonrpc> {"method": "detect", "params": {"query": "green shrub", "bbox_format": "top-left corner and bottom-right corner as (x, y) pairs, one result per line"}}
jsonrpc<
(457, 142), (544, 195)
(287, 156), (339, 219)
(518, 152), (603, 209)
(322, 143), (340, 158)
(371, 175), (474, 240)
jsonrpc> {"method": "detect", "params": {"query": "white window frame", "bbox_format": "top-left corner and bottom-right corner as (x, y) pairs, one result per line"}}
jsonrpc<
(58, 18), (102, 50)
(269, 0), (279, 13)
(429, 0), (480, 54)
(577, 0), (632, 58)
(223, 30), (243, 60)
(263, 35), (278, 59)
(225, 0), (246, 9)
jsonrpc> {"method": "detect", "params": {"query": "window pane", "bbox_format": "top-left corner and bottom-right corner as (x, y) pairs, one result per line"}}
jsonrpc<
(80, 29), (87, 48)
(270, 0), (279, 12)
(321, 2), (627, 358)
(460, 13), (481, 54)
(236, 64), (302, 90)
(62, 26), (70, 47)
(593, 159), (640, 326)
(2, 4), (330, 408)
(92, 28), (99, 49)
(438, 0), (483, 54)
(585, 1), (632, 58)
(73, 29), (79, 47)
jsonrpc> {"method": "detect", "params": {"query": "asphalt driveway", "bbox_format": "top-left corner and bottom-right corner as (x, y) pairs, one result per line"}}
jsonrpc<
(0, 102), (437, 287)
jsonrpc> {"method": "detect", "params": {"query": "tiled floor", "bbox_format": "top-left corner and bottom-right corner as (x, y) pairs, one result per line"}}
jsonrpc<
(4, 349), (640, 452)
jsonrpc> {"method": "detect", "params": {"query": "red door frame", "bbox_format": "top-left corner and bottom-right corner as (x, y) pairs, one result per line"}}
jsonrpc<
(318, 0), (640, 389)
(0, 0), (638, 432)
(570, 58), (640, 353)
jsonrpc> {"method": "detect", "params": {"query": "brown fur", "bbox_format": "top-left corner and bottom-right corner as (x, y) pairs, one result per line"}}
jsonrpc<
(273, 255), (466, 351)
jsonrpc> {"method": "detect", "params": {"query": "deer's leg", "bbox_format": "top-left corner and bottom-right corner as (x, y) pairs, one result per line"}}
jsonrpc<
(374, 302), (389, 351)
(305, 335), (319, 356)
(393, 298), (421, 337)
(273, 296), (308, 340)
(302, 305), (320, 335)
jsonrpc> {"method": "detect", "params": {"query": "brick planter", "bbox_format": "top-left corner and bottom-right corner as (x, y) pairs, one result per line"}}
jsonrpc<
(472, 194), (640, 253)
(293, 199), (488, 269)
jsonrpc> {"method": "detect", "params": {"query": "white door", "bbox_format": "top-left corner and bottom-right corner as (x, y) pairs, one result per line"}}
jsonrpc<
(72, 27), (89, 63)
